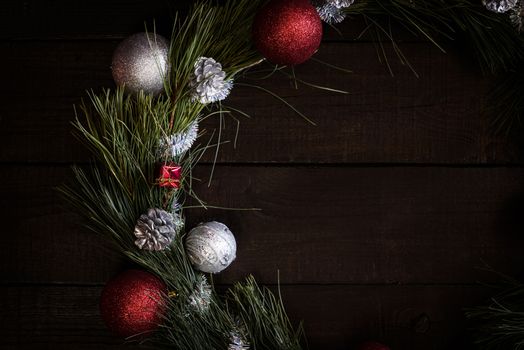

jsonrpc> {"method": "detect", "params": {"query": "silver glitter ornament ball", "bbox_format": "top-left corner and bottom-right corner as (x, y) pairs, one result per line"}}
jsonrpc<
(483, 0), (517, 13)
(112, 32), (169, 95)
(185, 221), (237, 274)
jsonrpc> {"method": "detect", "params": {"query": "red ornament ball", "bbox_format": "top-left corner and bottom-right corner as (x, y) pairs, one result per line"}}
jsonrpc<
(252, 0), (323, 65)
(356, 341), (391, 350)
(100, 269), (167, 338)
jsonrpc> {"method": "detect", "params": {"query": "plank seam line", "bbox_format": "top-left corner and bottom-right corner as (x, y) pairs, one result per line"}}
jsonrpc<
(0, 282), (489, 288)
(1, 161), (524, 168)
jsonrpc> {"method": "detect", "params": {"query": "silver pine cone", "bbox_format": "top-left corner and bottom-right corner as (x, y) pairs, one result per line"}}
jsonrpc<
(134, 208), (179, 251)
(228, 319), (250, 350)
(190, 57), (232, 104)
(315, 0), (354, 23)
(317, 3), (347, 23)
(327, 0), (354, 8)
(483, 0), (518, 13)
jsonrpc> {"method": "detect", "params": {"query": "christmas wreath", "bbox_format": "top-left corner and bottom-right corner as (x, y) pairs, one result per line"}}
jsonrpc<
(60, 0), (524, 349)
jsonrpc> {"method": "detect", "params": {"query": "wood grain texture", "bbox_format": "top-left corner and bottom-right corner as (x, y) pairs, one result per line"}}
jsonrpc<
(2, 164), (523, 285)
(0, 0), (396, 41)
(1, 0), (521, 348)
(1, 40), (521, 164)
(0, 284), (488, 350)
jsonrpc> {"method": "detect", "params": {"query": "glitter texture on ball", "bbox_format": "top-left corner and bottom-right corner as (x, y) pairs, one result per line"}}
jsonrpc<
(100, 269), (167, 338)
(185, 221), (237, 274)
(112, 32), (169, 95)
(252, 0), (323, 65)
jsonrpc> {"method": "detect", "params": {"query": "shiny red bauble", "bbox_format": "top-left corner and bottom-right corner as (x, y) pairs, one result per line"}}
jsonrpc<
(252, 0), (323, 65)
(100, 269), (167, 338)
(356, 341), (391, 350)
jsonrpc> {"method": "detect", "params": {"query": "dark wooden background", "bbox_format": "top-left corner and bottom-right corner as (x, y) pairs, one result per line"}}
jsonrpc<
(3, 1), (524, 349)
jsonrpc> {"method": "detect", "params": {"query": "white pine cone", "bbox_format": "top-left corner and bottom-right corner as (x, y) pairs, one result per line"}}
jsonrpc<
(317, 3), (347, 24)
(327, 0), (354, 8)
(315, 0), (354, 23)
(483, 0), (518, 13)
(190, 57), (232, 104)
(228, 318), (250, 350)
(134, 208), (180, 251)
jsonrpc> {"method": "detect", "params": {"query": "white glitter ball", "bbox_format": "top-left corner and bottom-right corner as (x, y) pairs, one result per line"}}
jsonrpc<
(185, 221), (237, 274)
(112, 32), (169, 95)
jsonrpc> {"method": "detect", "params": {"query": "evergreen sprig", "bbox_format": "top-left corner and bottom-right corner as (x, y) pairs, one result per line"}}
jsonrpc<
(61, 0), (524, 349)
(229, 276), (305, 350)
(345, 0), (524, 132)
(346, 0), (524, 73)
(60, 1), (305, 349)
(466, 283), (524, 349)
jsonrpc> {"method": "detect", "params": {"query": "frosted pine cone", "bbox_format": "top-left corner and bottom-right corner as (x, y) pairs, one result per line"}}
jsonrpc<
(317, 3), (347, 23)
(159, 121), (199, 158)
(190, 57), (232, 104)
(327, 0), (354, 8)
(483, 0), (517, 13)
(315, 0), (354, 23)
(134, 208), (180, 251)
(228, 319), (250, 350)
(228, 331), (250, 350)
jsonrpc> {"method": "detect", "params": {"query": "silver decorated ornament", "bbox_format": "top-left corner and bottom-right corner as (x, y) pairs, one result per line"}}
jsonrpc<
(158, 120), (199, 159)
(483, 0), (518, 13)
(112, 32), (169, 95)
(134, 208), (182, 251)
(190, 57), (232, 104)
(185, 221), (237, 273)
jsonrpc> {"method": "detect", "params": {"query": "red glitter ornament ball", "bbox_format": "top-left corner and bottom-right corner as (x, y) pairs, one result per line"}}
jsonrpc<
(252, 0), (323, 65)
(356, 341), (391, 350)
(100, 269), (167, 338)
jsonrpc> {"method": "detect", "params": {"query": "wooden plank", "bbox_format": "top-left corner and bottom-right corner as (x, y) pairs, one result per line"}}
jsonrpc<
(0, 284), (487, 350)
(2, 164), (523, 285)
(0, 0), (182, 41)
(1, 40), (517, 164)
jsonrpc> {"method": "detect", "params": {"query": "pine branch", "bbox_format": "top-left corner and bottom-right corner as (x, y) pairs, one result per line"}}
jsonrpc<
(229, 276), (305, 350)
(466, 283), (524, 349)
(345, 0), (524, 73)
